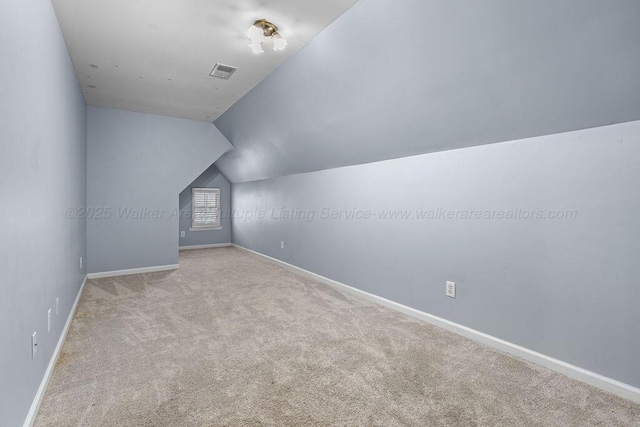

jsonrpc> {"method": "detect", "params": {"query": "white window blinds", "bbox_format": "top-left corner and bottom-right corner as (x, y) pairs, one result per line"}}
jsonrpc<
(191, 188), (221, 229)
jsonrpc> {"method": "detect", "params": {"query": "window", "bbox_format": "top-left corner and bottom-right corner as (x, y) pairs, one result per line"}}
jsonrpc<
(191, 188), (221, 231)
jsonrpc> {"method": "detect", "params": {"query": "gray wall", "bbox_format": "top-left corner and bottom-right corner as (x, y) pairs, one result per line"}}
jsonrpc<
(87, 107), (232, 273)
(179, 164), (231, 247)
(215, 0), (640, 183)
(231, 120), (640, 389)
(0, 0), (87, 425)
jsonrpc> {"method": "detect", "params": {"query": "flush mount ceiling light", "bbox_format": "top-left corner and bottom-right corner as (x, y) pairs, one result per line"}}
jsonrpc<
(247, 19), (287, 54)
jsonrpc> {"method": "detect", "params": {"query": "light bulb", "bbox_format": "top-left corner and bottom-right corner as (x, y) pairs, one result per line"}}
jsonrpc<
(249, 41), (264, 54)
(272, 34), (287, 51)
(247, 25), (264, 43)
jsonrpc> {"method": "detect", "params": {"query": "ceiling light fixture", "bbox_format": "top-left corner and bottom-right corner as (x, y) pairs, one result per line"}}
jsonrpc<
(247, 19), (287, 54)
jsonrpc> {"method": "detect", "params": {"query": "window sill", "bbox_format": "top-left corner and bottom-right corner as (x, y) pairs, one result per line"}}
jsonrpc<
(190, 227), (223, 232)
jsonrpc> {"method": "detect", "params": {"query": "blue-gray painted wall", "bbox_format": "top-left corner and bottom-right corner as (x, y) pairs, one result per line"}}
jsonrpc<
(215, 0), (640, 183)
(0, 0), (87, 425)
(179, 165), (231, 247)
(87, 107), (233, 274)
(217, 0), (640, 389)
(231, 120), (640, 388)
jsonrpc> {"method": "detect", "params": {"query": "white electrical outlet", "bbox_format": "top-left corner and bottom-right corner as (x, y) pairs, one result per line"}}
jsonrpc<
(446, 281), (456, 298)
(80, 256), (83, 270)
(47, 309), (52, 332)
(31, 332), (37, 359)
(180, 231), (186, 238)
(280, 241), (285, 249)
(55, 298), (59, 316)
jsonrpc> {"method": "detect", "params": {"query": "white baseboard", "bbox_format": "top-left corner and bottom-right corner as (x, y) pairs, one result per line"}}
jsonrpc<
(232, 244), (640, 404)
(23, 274), (88, 427)
(86, 264), (179, 279)
(179, 243), (231, 251)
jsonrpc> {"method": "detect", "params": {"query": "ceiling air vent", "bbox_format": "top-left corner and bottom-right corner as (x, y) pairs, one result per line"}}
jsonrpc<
(210, 63), (237, 80)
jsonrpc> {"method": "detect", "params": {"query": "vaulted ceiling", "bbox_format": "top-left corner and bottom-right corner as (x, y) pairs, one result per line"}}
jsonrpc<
(51, 0), (359, 121)
(52, 0), (640, 184)
(214, 0), (640, 183)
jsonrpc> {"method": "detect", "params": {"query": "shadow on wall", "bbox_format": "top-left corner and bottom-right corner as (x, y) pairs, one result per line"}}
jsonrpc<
(229, 120), (640, 390)
(179, 164), (231, 247)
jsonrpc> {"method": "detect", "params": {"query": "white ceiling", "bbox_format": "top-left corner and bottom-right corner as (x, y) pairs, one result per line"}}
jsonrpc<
(51, 0), (359, 122)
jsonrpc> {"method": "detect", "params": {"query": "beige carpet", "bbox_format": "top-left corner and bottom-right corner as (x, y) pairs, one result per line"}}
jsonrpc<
(35, 247), (640, 426)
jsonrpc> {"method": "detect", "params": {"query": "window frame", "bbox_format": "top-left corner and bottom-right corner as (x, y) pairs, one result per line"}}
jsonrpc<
(190, 187), (222, 231)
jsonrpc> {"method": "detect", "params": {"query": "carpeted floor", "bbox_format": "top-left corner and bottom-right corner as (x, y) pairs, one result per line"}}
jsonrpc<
(35, 247), (640, 426)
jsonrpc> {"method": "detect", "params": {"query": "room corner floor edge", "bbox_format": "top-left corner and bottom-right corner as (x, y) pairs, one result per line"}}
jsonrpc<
(179, 243), (232, 251)
(24, 245), (640, 426)
(86, 264), (180, 280)
(22, 275), (88, 427)
(231, 244), (640, 404)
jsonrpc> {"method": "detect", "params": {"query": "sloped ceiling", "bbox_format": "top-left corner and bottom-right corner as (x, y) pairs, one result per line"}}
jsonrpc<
(214, 0), (640, 183)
